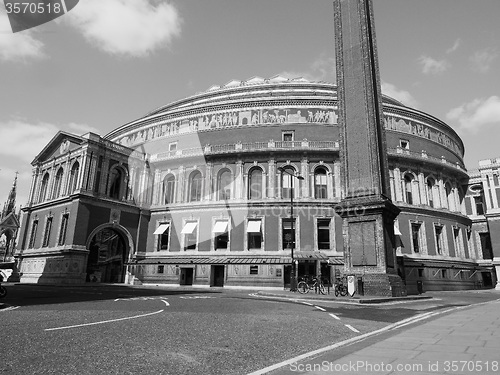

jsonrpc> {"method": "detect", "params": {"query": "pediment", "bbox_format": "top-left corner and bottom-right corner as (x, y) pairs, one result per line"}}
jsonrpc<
(31, 131), (85, 165)
(0, 212), (19, 230)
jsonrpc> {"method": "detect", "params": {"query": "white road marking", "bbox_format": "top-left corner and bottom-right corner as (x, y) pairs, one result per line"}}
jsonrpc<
(329, 313), (340, 320)
(0, 306), (19, 312)
(161, 299), (170, 306)
(345, 324), (360, 333)
(179, 295), (214, 299)
(315, 306), (326, 312)
(114, 296), (168, 302)
(44, 309), (164, 331)
(301, 302), (314, 306)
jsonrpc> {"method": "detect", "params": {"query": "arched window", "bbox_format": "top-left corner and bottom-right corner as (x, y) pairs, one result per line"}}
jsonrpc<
(427, 177), (435, 208)
(218, 169), (232, 200)
(189, 171), (202, 202)
(404, 174), (413, 204)
(163, 174), (176, 204)
(109, 168), (123, 200)
(314, 167), (328, 199)
(281, 166), (296, 199)
(39, 173), (50, 202)
(53, 167), (64, 199)
(248, 168), (262, 200)
(68, 162), (80, 194)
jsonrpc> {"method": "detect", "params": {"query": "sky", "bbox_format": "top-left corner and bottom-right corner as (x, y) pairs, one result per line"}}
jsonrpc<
(0, 0), (499, 210)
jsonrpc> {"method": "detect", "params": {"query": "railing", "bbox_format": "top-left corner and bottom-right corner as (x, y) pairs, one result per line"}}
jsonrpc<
(388, 147), (467, 172)
(150, 140), (339, 161)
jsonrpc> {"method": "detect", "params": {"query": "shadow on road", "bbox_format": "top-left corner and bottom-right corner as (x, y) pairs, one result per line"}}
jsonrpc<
(0, 283), (222, 308)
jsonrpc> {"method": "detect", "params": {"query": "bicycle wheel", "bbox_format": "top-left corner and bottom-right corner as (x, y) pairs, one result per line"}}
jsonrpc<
(339, 285), (348, 297)
(317, 283), (326, 295)
(297, 281), (309, 294)
(0, 286), (7, 299)
(334, 286), (339, 297)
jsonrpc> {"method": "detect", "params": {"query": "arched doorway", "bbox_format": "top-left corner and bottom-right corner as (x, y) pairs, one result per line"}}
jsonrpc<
(86, 227), (128, 283)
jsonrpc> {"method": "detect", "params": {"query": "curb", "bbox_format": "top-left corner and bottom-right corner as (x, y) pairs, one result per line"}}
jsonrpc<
(254, 291), (432, 304)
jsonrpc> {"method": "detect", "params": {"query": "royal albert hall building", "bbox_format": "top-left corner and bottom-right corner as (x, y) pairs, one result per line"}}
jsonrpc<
(15, 76), (497, 294)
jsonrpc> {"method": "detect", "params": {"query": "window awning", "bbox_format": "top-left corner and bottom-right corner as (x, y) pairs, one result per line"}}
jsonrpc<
(153, 223), (170, 235)
(394, 222), (402, 236)
(181, 222), (198, 234)
(247, 220), (261, 233)
(213, 221), (229, 233)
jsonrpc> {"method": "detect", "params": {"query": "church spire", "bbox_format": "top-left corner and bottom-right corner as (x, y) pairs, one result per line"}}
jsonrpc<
(2, 173), (17, 220)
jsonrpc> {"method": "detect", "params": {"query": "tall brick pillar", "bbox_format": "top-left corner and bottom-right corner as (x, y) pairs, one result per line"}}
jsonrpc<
(334, 0), (405, 296)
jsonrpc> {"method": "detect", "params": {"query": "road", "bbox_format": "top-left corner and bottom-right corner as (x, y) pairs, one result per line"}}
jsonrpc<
(0, 284), (498, 375)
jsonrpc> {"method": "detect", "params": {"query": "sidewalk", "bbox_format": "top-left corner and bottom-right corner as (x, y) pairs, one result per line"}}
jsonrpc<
(260, 298), (500, 375)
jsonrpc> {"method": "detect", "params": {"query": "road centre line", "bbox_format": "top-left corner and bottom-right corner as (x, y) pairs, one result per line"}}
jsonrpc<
(329, 313), (340, 320)
(314, 306), (326, 312)
(301, 302), (314, 306)
(44, 309), (164, 331)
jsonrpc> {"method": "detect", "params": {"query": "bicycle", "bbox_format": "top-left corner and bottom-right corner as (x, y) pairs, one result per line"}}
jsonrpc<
(334, 277), (348, 297)
(297, 276), (326, 295)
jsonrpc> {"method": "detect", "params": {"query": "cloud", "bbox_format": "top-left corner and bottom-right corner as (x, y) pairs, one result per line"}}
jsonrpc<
(0, 9), (45, 62)
(0, 119), (97, 163)
(65, 0), (182, 57)
(446, 39), (461, 54)
(381, 82), (419, 108)
(470, 48), (498, 73)
(446, 96), (500, 133)
(418, 55), (450, 75)
(279, 53), (336, 82)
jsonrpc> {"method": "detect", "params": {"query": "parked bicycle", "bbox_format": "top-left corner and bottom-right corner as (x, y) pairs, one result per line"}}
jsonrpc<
(297, 275), (326, 295)
(334, 277), (348, 297)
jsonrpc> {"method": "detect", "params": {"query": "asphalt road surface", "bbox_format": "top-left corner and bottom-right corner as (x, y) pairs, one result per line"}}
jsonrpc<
(1, 284), (498, 375)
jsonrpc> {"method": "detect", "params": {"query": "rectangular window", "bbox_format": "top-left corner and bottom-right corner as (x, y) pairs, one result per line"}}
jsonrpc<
(435, 225), (444, 255)
(182, 221), (198, 250)
(282, 131), (294, 142)
(282, 218), (296, 250)
(169, 142), (177, 151)
(249, 265), (259, 275)
(441, 269), (447, 278)
(213, 220), (229, 250)
(154, 223), (170, 251)
(157, 265), (164, 274)
(247, 219), (262, 249)
(411, 223), (421, 253)
(399, 139), (409, 149)
(42, 217), (53, 247)
(29, 219), (39, 248)
(317, 219), (331, 250)
(479, 233), (493, 259)
(474, 196), (485, 215)
(418, 269), (424, 277)
(58, 214), (69, 246)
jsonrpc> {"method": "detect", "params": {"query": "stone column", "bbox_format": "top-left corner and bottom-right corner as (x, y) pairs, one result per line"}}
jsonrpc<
(301, 158), (310, 198)
(334, 159), (341, 198)
(418, 172), (427, 205)
(235, 161), (244, 200)
(393, 168), (403, 202)
(268, 159), (276, 198)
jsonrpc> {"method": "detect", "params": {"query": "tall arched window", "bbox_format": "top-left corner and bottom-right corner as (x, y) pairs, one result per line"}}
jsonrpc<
(248, 168), (262, 200)
(163, 174), (176, 204)
(218, 169), (232, 200)
(427, 177), (435, 208)
(68, 162), (80, 194)
(39, 173), (50, 202)
(189, 171), (202, 202)
(109, 168), (123, 200)
(314, 167), (328, 199)
(281, 166), (296, 199)
(404, 174), (414, 204)
(53, 167), (64, 199)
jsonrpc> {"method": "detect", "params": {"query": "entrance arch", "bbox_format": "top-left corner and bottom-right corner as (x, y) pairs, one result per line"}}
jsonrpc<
(85, 225), (132, 283)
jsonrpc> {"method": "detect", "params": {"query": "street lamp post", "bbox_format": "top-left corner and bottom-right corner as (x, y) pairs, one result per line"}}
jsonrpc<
(278, 167), (304, 292)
